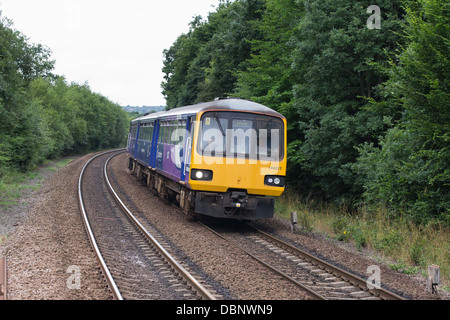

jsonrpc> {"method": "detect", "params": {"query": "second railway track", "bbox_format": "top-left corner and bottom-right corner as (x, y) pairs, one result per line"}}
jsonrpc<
(196, 218), (406, 300)
(78, 150), (219, 300)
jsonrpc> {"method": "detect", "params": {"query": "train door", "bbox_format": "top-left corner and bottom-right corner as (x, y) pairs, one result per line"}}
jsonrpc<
(156, 120), (165, 171)
(150, 120), (159, 168)
(133, 121), (140, 159)
(181, 116), (194, 183)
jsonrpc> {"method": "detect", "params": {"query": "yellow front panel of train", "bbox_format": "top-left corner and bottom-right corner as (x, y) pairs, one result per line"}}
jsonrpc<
(188, 114), (287, 197)
(189, 158), (286, 196)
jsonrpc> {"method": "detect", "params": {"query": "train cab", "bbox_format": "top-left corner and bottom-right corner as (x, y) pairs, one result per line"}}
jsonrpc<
(127, 98), (287, 220)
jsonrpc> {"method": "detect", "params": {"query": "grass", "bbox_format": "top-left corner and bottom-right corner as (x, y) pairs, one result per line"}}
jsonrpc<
(0, 158), (74, 245)
(275, 191), (450, 292)
(0, 170), (42, 208)
(43, 158), (73, 172)
(0, 170), (39, 245)
(0, 158), (74, 208)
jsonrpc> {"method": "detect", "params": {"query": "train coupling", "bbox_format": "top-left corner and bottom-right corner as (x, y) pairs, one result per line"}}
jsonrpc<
(230, 191), (248, 208)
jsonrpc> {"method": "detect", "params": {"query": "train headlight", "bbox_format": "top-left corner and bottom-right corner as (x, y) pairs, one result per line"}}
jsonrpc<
(196, 171), (204, 179)
(264, 175), (285, 187)
(191, 169), (213, 181)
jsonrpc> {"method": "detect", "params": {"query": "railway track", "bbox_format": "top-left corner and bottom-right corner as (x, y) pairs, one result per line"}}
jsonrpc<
(89, 150), (406, 301)
(196, 218), (406, 300)
(251, 227), (406, 300)
(151, 169), (407, 301)
(78, 150), (218, 300)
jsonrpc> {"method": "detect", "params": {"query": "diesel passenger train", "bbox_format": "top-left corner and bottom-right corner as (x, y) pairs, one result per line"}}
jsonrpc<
(127, 98), (287, 220)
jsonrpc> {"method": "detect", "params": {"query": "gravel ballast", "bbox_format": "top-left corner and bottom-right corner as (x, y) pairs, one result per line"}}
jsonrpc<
(0, 151), (446, 300)
(0, 154), (112, 300)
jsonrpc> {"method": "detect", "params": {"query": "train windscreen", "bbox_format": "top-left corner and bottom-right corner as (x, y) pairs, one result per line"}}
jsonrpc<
(198, 111), (284, 162)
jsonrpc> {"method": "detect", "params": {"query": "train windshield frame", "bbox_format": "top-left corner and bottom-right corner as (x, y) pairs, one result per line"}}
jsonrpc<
(198, 111), (284, 161)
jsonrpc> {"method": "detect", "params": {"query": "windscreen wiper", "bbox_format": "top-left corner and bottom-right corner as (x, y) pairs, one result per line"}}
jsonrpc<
(213, 112), (226, 137)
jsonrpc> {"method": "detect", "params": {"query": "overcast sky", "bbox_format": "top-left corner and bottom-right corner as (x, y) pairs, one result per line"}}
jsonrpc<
(0, 0), (219, 106)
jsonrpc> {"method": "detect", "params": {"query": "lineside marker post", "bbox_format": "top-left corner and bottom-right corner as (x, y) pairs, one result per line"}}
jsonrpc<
(0, 257), (6, 300)
(428, 264), (440, 295)
(291, 211), (298, 232)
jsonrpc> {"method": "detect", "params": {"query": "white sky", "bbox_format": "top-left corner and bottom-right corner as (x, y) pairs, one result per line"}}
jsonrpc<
(0, 0), (219, 106)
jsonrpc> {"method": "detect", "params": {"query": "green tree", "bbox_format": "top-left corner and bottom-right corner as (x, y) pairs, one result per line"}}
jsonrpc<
(234, 0), (305, 186)
(162, 0), (265, 108)
(356, 0), (449, 224)
(235, 0), (303, 111)
(29, 77), (77, 157)
(1, 12), (128, 174)
(0, 13), (54, 171)
(287, 0), (405, 201)
(197, 0), (265, 102)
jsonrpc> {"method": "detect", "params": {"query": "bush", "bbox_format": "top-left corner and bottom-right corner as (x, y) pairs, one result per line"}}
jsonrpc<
(350, 223), (367, 251)
(355, 0), (450, 225)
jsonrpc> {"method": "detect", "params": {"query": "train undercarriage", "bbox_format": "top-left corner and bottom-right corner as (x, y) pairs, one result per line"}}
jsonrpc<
(128, 157), (274, 220)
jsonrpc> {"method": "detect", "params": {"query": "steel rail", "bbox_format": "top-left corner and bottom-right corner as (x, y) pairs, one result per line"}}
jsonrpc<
(104, 153), (217, 300)
(253, 227), (406, 300)
(196, 221), (327, 300)
(78, 149), (124, 300)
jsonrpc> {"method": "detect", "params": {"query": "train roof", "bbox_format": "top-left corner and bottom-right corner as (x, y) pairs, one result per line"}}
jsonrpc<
(131, 98), (283, 124)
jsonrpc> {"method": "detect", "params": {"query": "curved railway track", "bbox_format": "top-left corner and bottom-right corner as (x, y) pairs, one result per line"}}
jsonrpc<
(168, 200), (405, 300)
(251, 227), (406, 300)
(80, 150), (407, 300)
(78, 150), (218, 300)
(195, 218), (406, 300)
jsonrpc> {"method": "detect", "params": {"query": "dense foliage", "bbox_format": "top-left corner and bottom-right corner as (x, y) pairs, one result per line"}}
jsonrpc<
(356, 0), (449, 224)
(0, 13), (129, 174)
(162, 0), (449, 224)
